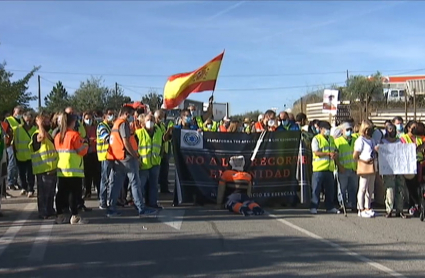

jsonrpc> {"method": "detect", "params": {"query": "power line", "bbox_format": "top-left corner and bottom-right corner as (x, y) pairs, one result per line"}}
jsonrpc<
(39, 77), (78, 91)
(120, 81), (347, 92)
(8, 68), (425, 78)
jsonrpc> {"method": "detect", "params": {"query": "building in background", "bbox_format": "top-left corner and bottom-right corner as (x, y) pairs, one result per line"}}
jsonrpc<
(203, 102), (230, 121)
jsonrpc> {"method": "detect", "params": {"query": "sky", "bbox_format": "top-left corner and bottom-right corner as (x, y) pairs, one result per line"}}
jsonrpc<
(1, 0), (425, 115)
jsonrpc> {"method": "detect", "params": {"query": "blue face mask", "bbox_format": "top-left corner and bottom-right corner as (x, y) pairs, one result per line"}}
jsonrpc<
(282, 120), (289, 126)
(324, 129), (331, 136)
(185, 116), (193, 124)
(396, 124), (403, 132)
(315, 127), (320, 134)
(345, 130), (352, 137)
(107, 115), (114, 122)
(128, 115), (134, 122)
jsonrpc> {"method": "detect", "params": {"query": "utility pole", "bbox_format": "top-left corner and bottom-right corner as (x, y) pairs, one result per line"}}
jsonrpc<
(346, 70), (349, 86)
(413, 88), (417, 121)
(115, 82), (118, 95)
(38, 75), (41, 111)
(300, 97), (304, 113)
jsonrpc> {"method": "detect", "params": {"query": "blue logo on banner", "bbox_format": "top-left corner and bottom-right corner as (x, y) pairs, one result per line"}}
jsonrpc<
(183, 132), (201, 146)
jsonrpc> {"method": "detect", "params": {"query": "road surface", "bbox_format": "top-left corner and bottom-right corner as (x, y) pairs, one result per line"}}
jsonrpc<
(1, 164), (424, 277)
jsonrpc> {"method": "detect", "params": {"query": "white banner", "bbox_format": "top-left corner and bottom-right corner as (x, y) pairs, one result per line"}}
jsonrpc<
(378, 143), (417, 175)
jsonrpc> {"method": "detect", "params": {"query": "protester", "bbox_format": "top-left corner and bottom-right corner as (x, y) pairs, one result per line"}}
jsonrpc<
(277, 111), (298, 131)
(392, 116), (404, 138)
(30, 113), (58, 219)
(353, 120), (377, 218)
(106, 106), (157, 217)
(255, 110), (276, 132)
(54, 112), (89, 224)
(202, 118), (218, 132)
(82, 111), (101, 199)
(310, 121), (340, 214)
(155, 110), (172, 194)
(380, 123), (407, 218)
(219, 116), (230, 132)
(14, 111), (37, 197)
(5, 106), (23, 190)
(334, 121), (358, 212)
(96, 108), (115, 209)
(400, 120), (425, 216)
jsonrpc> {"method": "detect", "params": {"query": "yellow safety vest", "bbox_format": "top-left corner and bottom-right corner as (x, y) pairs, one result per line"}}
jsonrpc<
(6, 116), (22, 130)
(29, 131), (58, 174)
(203, 121), (218, 132)
(157, 122), (169, 154)
(312, 134), (336, 172)
(195, 116), (203, 129)
(57, 149), (86, 178)
(77, 120), (86, 138)
(334, 136), (357, 170)
(14, 125), (37, 161)
(96, 121), (111, 161)
(401, 134), (423, 161)
(135, 127), (163, 170)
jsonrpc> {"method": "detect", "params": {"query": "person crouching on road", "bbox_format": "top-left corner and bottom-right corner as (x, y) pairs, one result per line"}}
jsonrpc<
(106, 106), (157, 217)
(54, 113), (89, 225)
(310, 121), (340, 214)
(135, 114), (170, 209)
(29, 113), (58, 219)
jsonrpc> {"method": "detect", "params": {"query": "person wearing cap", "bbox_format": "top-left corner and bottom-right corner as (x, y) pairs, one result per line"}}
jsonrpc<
(334, 121), (359, 212)
(242, 118), (251, 133)
(219, 116), (231, 132)
(187, 96), (214, 130)
(310, 120), (340, 214)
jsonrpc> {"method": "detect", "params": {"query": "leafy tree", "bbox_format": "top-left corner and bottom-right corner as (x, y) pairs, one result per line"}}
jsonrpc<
(70, 76), (110, 113)
(44, 81), (70, 113)
(0, 61), (40, 113)
(345, 72), (383, 103)
(231, 110), (262, 121)
(141, 89), (163, 111)
(103, 84), (131, 110)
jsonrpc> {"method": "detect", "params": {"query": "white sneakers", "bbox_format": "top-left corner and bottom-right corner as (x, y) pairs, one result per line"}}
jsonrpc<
(55, 214), (88, 224)
(358, 209), (375, 218)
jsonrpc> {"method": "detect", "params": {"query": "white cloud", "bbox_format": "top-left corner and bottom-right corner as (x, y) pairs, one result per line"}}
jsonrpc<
(207, 1), (245, 21)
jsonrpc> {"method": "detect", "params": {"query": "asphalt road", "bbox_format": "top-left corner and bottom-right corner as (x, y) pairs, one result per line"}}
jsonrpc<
(1, 166), (425, 277)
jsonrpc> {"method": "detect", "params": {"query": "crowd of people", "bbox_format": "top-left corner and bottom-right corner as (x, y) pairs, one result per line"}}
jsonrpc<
(0, 99), (424, 222)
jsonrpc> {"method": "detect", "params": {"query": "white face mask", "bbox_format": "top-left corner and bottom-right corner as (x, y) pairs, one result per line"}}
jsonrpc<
(268, 120), (275, 127)
(207, 124), (212, 129)
(145, 120), (154, 129)
(15, 114), (22, 120)
(84, 119), (92, 126)
(277, 121), (282, 126)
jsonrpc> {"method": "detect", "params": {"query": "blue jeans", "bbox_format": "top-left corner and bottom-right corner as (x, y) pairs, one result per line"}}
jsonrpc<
(16, 159), (34, 193)
(6, 146), (18, 187)
(311, 171), (335, 210)
(99, 160), (112, 207)
(338, 169), (359, 209)
(139, 165), (160, 207)
(109, 158), (145, 214)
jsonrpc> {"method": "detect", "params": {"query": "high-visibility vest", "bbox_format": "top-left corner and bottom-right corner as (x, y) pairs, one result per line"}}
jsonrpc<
(29, 131), (58, 174)
(203, 121), (218, 132)
(312, 134), (336, 172)
(14, 125), (37, 161)
(135, 127), (163, 170)
(0, 125), (4, 161)
(54, 129), (88, 177)
(157, 122), (169, 154)
(107, 118), (137, 161)
(401, 133), (424, 161)
(6, 116), (22, 130)
(334, 136), (357, 170)
(96, 121), (111, 161)
(77, 120), (86, 138)
(219, 125), (227, 132)
(254, 122), (264, 132)
(195, 116), (203, 129)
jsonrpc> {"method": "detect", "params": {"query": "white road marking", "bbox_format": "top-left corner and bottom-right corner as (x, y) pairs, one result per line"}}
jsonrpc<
(267, 212), (407, 278)
(0, 203), (36, 257)
(157, 209), (185, 230)
(28, 220), (54, 261)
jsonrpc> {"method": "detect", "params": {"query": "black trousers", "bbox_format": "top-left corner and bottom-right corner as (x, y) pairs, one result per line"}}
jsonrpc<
(83, 153), (101, 198)
(158, 154), (169, 192)
(56, 177), (83, 216)
(405, 175), (421, 207)
(16, 159), (35, 193)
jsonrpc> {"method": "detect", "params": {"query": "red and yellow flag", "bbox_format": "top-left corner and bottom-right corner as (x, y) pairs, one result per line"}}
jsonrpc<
(163, 51), (224, 109)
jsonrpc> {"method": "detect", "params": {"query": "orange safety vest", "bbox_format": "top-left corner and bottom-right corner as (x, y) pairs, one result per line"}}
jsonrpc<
(219, 125), (227, 132)
(220, 170), (252, 183)
(107, 118), (138, 161)
(254, 122), (265, 132)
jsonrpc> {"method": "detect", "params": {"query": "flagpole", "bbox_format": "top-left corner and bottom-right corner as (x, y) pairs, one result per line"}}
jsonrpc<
(211, 49), (225, 99)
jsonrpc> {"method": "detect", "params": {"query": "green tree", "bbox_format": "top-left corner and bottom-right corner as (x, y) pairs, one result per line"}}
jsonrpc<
(345, 72), (383, 103)
(231, 110), (262, 121)
(0, 61), (40, 113)
(141, 89), (163, 111)
(44, 81), (70, 113)
(103, 84), (131, 110)
(70, 76), (109, 113)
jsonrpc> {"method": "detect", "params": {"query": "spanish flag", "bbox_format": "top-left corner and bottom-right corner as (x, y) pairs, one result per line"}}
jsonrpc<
(163, 51), (224, 109)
